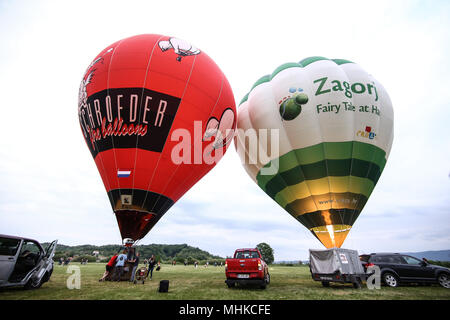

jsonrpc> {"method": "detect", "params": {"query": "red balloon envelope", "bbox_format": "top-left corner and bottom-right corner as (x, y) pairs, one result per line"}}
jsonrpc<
(78, 34), (236, 241)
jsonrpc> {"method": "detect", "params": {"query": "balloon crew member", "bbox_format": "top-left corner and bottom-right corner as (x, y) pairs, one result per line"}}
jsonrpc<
(146, 255), (156, 280)
(127, 247), (135, 261)
(113, 250), (128, 281)
(99, 253), (118, 282)
(129, 252), (140, 283)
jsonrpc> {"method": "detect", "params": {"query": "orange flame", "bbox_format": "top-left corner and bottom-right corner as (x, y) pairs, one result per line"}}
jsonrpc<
(322, 211), (336, 247)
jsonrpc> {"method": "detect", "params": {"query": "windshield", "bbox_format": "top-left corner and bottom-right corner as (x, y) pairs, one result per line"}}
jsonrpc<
(0, 237), (21, 256)
(235, 251), (259, 259)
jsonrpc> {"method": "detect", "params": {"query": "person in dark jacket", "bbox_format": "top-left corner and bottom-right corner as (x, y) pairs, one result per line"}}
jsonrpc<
(146, 255), (156, 280)
(129, 252), (140, 282)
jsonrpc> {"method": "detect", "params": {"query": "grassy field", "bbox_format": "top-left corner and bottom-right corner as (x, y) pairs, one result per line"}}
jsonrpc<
(0, 263), (449, 300)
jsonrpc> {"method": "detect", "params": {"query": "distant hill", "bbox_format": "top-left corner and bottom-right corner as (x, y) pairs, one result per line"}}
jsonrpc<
(46, 243), (224, 263)
(403, 250), (450, 262)
(274, 260), (307, 264)
(273, 250), (450, 264)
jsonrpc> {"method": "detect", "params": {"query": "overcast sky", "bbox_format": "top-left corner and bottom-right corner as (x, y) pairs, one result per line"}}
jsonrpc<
(0, 0), (449, 260)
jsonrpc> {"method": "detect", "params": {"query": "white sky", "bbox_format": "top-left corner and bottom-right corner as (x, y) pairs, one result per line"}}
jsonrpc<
(0, 0), (449, 260)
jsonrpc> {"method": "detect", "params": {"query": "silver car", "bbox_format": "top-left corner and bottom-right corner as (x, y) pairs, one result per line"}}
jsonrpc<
(0, 234), (57, 289)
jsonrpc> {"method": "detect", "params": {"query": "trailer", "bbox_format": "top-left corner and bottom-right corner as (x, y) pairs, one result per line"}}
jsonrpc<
(309, 248), (366, 288)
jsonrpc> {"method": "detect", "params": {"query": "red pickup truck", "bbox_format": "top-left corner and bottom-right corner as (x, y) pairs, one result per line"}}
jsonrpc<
(225, 248), (270, 289)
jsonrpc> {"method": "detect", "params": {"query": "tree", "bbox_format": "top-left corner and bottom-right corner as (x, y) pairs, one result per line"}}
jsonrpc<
(256, 243), (274, 264)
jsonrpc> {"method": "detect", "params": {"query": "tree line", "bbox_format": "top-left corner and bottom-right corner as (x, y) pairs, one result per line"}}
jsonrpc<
(48, 243), (224, 264)
(48, 242), (280, 265)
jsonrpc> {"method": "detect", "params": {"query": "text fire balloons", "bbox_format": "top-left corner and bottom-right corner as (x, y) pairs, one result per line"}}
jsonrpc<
(78, 34), (236, 241)
(235, 57), (393, 248)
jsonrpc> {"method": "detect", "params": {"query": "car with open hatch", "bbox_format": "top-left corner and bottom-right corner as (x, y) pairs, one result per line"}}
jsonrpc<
(0, 234), (58, 289)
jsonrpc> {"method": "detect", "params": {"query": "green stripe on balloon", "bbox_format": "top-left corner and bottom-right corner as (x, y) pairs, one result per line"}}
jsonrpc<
(257, 142), (386, 197)
(331, 58), (354, 65)
(298, 56), (329, 67)
(258, 141), (386, 173)
(239, 92), (250, 106)
(251, 74), (271, 90)
(260, 159), (381, 199)
(270, 62), (302, 79)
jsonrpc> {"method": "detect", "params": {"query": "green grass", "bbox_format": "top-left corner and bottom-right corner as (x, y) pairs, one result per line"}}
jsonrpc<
(0, 263), (449, 300)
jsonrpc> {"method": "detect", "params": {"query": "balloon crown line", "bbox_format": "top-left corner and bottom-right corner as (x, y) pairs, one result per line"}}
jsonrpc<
(239, 56), (354, 106)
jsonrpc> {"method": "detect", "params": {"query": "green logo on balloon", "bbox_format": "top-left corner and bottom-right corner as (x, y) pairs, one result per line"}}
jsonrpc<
(279, 93), (309, 121)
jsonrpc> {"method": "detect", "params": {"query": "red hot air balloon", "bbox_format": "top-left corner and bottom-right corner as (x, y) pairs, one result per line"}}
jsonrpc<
(78, 34), (236, 242)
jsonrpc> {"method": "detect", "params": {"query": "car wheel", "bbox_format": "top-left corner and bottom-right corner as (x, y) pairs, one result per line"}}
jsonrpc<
(321, 281), (330, 287)
(437, 273), (450, 289)
(226, 281), (234, 288)
(24, 277), (43, 290)
(383, 272), (398, 288)
(353, 278), (362, 289)
(42, 267), (53, 283)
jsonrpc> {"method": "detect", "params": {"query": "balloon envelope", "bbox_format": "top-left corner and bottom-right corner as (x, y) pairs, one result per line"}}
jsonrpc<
(235, 57), (393, 248)
(78, 34), (236, 241)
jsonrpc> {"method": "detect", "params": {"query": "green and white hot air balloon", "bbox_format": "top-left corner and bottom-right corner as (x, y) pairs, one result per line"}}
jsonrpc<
(235, 57), (394, 248)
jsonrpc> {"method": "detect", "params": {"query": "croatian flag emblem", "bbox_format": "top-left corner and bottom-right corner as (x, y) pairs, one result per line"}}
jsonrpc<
(117, 170), (131, 178)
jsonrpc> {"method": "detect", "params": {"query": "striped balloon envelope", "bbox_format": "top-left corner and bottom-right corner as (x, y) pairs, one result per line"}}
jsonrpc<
(78, 34), (235, 241)
(235, 57), (393, 248)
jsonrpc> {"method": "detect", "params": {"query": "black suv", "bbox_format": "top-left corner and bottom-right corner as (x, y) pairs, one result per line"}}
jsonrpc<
(360, 253), (449, 288)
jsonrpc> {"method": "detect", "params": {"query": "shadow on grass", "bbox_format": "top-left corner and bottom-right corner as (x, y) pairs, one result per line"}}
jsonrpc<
(226, 284), (268, 291)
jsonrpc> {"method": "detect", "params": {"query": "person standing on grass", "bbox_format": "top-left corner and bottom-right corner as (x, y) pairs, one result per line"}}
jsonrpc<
(129, 252), (140, 282)
(99, 254), (118, 281)
(113, 250), (128, 281)
(147, 255), (156, 280)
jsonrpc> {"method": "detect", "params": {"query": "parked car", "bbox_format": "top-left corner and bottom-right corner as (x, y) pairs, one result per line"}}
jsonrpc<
(225, 248), (270, 289)
(360, 253), (450, 288)
(0, 234), (58, 289)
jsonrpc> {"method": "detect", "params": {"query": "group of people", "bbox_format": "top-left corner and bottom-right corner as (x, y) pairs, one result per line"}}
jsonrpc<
(99, 248), (160, 282)
(192, 261), (222, 268)
(58, 257), (72, 266)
